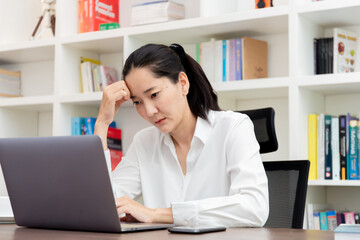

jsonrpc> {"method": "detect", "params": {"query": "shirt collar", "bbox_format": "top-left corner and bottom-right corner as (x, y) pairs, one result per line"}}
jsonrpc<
(160, 110), (215, 146)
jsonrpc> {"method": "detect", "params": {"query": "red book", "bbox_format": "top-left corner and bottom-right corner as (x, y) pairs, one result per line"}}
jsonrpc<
(88, 0), (119, 32)
(107, 127), (123, 171)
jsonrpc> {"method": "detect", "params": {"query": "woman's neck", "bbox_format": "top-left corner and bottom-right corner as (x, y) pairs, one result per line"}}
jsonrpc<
(170, 108), (197, 147)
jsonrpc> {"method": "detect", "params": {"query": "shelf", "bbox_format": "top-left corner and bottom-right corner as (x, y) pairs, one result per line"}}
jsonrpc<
(308, 180), (360, 187)
(0, 39), (55, 64)
(61, 30), (125, 53)
(214, 77), (289, 100)
(0, 95), (54, 111)
(297, 1), (360, 28)
(127, 6), (289, 44)
(298, 73), (360, 95)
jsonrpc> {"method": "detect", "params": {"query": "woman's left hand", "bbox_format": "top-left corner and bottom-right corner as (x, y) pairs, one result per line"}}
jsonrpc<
(115, 196), (173, 223)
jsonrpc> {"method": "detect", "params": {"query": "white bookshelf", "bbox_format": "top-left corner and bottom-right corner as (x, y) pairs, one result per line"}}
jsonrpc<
(0, 0), (360, 228)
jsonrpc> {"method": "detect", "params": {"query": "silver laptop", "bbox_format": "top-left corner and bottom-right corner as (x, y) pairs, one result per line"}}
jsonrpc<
(0, 135), (173, 232)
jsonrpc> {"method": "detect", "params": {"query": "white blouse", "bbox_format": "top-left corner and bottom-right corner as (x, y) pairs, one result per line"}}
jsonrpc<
(104, 110), (269, 227)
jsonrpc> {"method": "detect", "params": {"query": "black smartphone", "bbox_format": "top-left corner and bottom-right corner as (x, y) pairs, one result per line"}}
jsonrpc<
(168, 226), (226, 234)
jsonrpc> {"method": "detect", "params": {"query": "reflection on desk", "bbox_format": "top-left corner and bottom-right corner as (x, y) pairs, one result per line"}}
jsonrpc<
(0, 224), (334, 240)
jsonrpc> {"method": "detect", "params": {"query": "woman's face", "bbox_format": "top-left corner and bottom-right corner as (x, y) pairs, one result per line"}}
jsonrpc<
(125, 67), (190, 134)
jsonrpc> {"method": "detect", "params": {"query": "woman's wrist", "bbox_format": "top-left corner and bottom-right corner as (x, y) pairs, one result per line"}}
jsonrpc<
(94, 121), (110, 150)
(153, 207), (173, 223)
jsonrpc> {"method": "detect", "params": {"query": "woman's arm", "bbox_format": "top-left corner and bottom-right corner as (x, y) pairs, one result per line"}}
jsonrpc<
(94, 80), (130, 150)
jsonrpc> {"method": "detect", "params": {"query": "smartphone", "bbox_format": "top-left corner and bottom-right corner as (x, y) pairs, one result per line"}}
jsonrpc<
(168, 226), (226, 234)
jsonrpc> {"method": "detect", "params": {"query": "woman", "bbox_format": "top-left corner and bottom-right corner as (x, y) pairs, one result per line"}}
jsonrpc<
(94, 43), (269, 227)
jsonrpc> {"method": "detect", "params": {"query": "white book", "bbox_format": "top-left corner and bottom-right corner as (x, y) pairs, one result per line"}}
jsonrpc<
(307, 203), (331, 230)
(200, 39), (215, 84)
(214, 40), (223, 83)
(331, 117), (340, 180)
(80, 62), (90, 93)
(333, 28), (359, 74)
(317, 113), (325, 180)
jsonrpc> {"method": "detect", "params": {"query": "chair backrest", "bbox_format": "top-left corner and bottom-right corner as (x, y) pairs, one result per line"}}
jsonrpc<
(263, 160), (310, 229)
(237, 107), (310, 229)
(237, 107), (278, 154)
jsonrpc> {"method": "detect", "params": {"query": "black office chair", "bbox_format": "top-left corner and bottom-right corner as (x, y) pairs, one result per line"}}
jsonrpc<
(237, 107), (310, 229)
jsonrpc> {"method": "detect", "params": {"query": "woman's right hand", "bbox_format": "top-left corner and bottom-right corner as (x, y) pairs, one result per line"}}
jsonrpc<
(95, 80), (130, 150)
(96, 80), (131, 126)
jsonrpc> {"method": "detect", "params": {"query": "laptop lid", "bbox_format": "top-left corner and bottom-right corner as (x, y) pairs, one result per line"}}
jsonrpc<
(0, 135), (122, 232)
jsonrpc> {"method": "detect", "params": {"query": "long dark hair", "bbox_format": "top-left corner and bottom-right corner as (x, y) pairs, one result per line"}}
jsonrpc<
(122, 43), (221, 120)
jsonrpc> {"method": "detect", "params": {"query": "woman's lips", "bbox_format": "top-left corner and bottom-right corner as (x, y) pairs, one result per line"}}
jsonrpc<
(155, 118), (166, 124)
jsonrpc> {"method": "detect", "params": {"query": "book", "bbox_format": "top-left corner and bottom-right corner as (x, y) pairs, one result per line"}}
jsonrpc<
(241, 37), (268, 80)
(307, 203), (331, 229)
(319, 211), (328, 230)
(317, 114), (325, 180)
(308, 114), (317, 180)
(335, 224), (360, 240)
(324, 115), (332, 179)
(72, 117), (85, 135)
(214, 40), (223, 83)
(348, 119), (358, 179)
(235, 38), (242, 81)
(0, 68), (22, 97)
(313, 212), (320, 230)
(339, 115), (347, 180)
(333, 28), (358, 74)
(222, 40), (227, 82)
(327, 210), (338, 230)
(80, 57), (101, 93)
(200, 39), (215, 84)
(331, 116), (340, 180)
(344, 212), (356, 224)
(107, 127), (123, 171)
(78, 0), (119, 33)
(99, 22), (120, 30)
(131, 1), (185, 26)
(99, 65), (118, 88)
(84, 117), (97, 135)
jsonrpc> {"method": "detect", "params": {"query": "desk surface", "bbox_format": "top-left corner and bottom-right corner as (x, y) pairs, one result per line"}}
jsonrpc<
(0, 224), (334, 240)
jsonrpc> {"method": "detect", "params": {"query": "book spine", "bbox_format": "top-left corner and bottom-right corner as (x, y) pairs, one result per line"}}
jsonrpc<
(71, 117), (84, 136)
(229, 39), (235, 81)
(319, 212), (328, 230)
(85, 117), (97, 135)
(317, 114), (325, 180)
(339, 115), (347, 180)
(214, 40), (223, 83)
(324, 115), (332, 179)
(222, 40), (226, 82)
(326, 210), (337, 231)
(313, 212), (320, 230)
(308, 114), (317, 180)
(195, 43), (200, 64)
(344, 212), (355, 224)
(107, 127), (123, 171)
(331, 117), (340, 180)
(78, 0), (84, 33)
(235, 38), (242, 80)
(348, 119), (358, 179)
(226, 40), (230, 82)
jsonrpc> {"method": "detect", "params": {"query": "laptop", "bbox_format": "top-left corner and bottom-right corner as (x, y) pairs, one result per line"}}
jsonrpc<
(0, 135), (174, 232)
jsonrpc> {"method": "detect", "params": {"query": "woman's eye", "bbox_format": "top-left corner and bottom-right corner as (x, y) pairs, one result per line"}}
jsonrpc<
(151, 92), (159, 98)
(133, 101), (140, 105)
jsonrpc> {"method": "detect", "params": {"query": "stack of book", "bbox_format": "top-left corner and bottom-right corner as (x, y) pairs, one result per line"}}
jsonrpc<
(307, 203), (360, 231)
(131, 0), (185, 26)
(196, 37), (268, 83)
(71, 117), (122, 171)
(314, 28), (358, 74)
(80, 57), (119, 93)
(0, 68), (21, 97)
(78, 0), (119, 33)
(308, 113), (360, 180)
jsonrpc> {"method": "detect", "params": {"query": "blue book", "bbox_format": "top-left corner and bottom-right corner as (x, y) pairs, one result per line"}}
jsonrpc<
(235, 38), (242, 80)
(348, 119), (358, 179)
(84, 117), (97, 135)
(319, 212), (328, 230)
(222, 40), (227, 82)
(72, 117), (84, 136)
(324, 115), (332, 179)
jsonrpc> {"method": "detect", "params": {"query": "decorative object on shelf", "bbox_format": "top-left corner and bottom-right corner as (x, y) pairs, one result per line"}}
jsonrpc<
(30, 0), (56, 40)
(78, 0), (119, 33)
(255, 0), (272, 9)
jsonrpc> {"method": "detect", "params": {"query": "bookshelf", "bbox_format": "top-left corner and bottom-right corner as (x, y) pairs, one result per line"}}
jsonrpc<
(0, 0), (360, 228)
